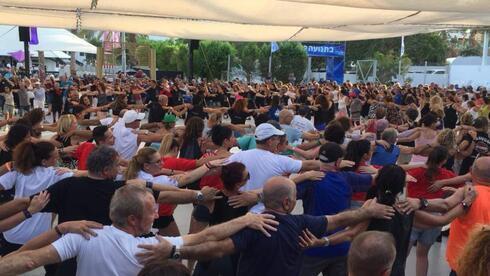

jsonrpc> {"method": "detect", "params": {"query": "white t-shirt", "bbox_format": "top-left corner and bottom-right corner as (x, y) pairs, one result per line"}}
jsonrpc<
(52, 225), (183, 276)
(0, 167), (73, 244)
(113, 125), (138, 160)
(332, 90), (339, 103)
(291, 115), (316, 133)
(100, 117), (116, 126)
(33, 87), (46, 101)
(229, 149), (302, 213)
(137, 171), (178, 187)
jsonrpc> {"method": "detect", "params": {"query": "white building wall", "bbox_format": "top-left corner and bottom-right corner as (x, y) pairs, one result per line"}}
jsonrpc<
(449, 65), (490, 88)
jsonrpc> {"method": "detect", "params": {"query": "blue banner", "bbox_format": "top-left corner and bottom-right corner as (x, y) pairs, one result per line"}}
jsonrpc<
(326, 57), (344, 83)
(303, 43), (345, 57)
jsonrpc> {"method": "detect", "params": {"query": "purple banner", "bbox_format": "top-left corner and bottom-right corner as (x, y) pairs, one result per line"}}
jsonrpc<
(9, 50), (25, 61)
(29, 27), (39, 45)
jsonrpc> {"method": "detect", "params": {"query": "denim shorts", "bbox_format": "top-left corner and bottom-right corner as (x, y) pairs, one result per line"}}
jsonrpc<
(410, 226), (441, 246)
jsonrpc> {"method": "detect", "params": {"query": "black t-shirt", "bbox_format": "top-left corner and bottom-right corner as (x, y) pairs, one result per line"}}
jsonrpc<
(145, 87), (159, 104)
(365, 189), (414, 276)
(40, 177), (126, 224)
(314, 104), (335, 126)
(228, 108), (253, 125)
(209, 192), (248, 226)
(443, 105), (458, 129)
(230, 212), (327, 276)
(460, 131), (490, 175)
(146, 102), (166, 123)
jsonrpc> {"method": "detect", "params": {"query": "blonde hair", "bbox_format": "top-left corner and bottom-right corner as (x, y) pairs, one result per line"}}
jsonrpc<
(437, 129), (456, 150)
(430, 95), (444, 118)
(460, 112), (474, 126)
(458, 225), (490, 276)
(159, 133), (178, 156)
(125, 147), (157, 180)
(57, 114), (77, 135)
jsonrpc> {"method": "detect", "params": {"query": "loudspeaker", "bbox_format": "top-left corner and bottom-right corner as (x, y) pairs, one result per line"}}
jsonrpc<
(190, 40), (200, 51)
(19, 27), (30, 42)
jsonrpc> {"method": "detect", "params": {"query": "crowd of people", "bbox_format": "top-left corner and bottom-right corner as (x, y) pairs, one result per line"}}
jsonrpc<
(0, 66), (488, 276)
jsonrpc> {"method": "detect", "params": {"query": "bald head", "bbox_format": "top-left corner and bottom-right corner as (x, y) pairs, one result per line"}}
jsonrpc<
(263, 176), (296, 213)
(472, 157), (490, 185)
(348, 231), (396, 276)
(278, 109), (294, 125)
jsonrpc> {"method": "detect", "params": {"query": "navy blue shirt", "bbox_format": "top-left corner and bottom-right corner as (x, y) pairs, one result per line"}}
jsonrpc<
(231, 212), (327, 276)
(297, 171), (372, 258)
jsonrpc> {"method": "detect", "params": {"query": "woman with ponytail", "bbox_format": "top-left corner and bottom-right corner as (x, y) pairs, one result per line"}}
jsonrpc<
(405, 146), (459, 276)
(0, 141), (75, 256)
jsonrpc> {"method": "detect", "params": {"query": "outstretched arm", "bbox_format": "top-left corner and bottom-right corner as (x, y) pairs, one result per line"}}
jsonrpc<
(183, 213), (278, 245)
(0, 245), (61, 276)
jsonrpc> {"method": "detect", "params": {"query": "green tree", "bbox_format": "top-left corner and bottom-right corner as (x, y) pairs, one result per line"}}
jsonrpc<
(194, 41), (237, 79)
(404, 33), (448, 64)
(374, 51), (411, 83)
(346, 38), (400, 64)
(235, 43), (260, 81)
(258, 43), (271, 78)
(270, 42), (307, 82)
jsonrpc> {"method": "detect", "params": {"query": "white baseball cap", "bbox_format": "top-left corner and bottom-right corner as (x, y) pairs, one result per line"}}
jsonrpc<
(255, 123), (284, 141)
(122, 110), (145, 124)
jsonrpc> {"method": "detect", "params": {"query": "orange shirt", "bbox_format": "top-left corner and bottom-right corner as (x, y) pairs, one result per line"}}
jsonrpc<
(446, 185), (490, 271)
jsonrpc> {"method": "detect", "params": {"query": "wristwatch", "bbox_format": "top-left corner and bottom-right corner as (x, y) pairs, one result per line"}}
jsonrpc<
(196, 191), (204, 202)
(172, 246), (182, 259)
(419, 198), (429, 210)
(323, 236), (330, 247)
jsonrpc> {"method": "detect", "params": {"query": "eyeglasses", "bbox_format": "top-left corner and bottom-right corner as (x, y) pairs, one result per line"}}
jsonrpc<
(146, 160), (161, 165)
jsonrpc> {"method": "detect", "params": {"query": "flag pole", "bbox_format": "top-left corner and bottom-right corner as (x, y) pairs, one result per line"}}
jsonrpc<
(268, 54), (272, 78)
(398, 36), (404, 82)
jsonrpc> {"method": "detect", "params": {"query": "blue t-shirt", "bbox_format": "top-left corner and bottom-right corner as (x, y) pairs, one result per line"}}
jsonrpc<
(297, 171), (372, 258)
(231, 212), (327, 276)
(281, 124), (302, 144)
(370, 144), (400, 166)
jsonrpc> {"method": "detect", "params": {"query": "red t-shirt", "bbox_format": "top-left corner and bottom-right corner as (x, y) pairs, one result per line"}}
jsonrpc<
(407, 167), (457, 199)
(73, 142), (96, 171)
(199, 152), (223, 190)
(159, 156), (197, 217)
(351, 163), (380, 201)
(161, 156), (196, 171)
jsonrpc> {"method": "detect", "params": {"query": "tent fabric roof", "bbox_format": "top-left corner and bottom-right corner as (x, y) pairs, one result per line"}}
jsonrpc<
(0, 25), (96, 55)
(0, 1), (488, 41)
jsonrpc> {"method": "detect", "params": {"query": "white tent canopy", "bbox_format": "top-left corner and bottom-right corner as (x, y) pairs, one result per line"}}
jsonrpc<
(0, 0), (489, 41)
(0, 25), (96, 56)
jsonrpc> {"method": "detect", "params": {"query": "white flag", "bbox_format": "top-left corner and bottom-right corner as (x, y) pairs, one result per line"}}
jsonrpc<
(400, 36), (405, 57)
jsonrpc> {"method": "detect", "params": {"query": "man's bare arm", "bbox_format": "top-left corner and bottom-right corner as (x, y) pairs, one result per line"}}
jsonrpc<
(183, 213), (278, 245)
(0, 245), (60, 276)
(180, 238), (236, 261)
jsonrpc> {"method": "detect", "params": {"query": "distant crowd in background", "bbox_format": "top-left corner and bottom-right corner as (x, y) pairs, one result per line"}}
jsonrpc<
(0, 62), (488, 276)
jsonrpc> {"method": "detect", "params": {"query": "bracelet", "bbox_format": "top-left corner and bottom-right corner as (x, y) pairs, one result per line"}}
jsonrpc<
(169, 245), (176, 259)
(54, 225), (63, 237)
(22, 209), (32, 219)
(146, 181), (154, 190)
